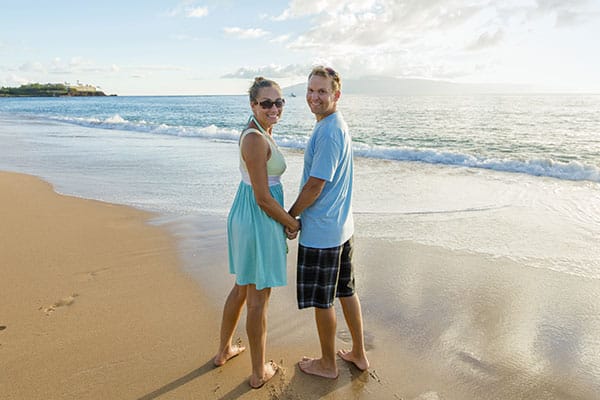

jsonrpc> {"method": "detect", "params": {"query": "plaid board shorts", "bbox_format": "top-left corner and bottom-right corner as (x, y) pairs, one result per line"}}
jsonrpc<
(297, 237), (355, 309)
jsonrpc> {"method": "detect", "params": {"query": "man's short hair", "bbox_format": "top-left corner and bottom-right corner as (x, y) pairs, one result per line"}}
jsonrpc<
(308, 66), (341, 92)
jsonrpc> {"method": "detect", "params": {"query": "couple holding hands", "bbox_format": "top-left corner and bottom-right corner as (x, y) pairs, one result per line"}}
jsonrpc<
(213, 66), (369, 389)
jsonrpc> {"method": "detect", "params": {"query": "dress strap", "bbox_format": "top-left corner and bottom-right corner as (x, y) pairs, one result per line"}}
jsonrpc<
(249, 115), (268, 135)
(239, 127), (263, 145)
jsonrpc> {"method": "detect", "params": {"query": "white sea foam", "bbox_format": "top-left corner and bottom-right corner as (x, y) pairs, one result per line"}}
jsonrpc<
(354, 142), (600, 183)
(47, 114), (600, 183)
(49, 114), (241, 141)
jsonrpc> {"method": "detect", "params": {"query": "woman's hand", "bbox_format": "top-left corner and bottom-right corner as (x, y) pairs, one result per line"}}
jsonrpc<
(285, 218), (300, 240)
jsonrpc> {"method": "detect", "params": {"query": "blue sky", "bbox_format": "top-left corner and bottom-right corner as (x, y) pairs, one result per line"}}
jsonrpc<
(1, 0), (599, 95)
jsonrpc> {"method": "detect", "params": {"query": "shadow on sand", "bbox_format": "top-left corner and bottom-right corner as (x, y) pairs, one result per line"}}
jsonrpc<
(136, 360), (217, 400)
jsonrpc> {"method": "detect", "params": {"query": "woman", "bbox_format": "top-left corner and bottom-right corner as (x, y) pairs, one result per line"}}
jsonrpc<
(214, 77), (300, 389)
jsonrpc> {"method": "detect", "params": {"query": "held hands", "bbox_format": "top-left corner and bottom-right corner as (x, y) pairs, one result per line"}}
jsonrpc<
(285, 226), (298, 240)
(285, 217), (301, 240)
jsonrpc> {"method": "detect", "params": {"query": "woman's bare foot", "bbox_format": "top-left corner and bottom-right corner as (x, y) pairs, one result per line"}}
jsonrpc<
(298, 356), (339, 379)
(213, 343), (246, 367)
(249, 361), (279, 389)
(337, 349), (370, 371)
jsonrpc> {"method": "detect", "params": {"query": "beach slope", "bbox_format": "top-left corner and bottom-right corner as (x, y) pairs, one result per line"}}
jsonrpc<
(0, 171), (221, 399)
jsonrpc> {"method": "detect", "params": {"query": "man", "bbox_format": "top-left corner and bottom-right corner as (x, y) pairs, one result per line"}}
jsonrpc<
(287, 66), (369, 378)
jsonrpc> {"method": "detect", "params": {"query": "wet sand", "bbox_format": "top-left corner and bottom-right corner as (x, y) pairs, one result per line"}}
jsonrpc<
(2, 170), (599, 399)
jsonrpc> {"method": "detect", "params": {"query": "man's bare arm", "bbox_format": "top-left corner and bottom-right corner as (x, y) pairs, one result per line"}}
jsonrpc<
(288, 176), (326, 218)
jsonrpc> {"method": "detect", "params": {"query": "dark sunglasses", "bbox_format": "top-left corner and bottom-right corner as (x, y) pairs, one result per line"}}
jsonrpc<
(258, 98), (285, 109)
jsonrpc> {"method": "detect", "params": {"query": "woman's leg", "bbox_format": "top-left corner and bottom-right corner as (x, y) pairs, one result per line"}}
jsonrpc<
(214, 284), (248, 366)
(246, 284), (277, 388)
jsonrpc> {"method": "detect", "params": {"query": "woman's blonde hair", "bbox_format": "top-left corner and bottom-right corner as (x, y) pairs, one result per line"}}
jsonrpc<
(248, 77), (281, 102)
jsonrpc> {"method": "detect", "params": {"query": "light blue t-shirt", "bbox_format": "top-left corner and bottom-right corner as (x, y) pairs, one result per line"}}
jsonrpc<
(299, 111), (354, 249)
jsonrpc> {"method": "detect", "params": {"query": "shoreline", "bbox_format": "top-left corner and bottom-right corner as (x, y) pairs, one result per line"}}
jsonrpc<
(2, 170), (599, 399)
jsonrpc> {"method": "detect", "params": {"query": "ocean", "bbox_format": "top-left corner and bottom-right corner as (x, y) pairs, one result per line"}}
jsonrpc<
(1, 94), (599, 278)
(2, 93), (600, 397)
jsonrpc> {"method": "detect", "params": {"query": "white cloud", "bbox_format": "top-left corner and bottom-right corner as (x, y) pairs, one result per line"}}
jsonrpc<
(0, 73), (30, 87)
(19, 61), (45, 73)
(222, 63), (308, 79)
(273, 0), (377, 20)
(265, 0), (598, 86)
(11, 58), (182, 81)
(223, 27), (269, 39)
(523, 0), (600, 27)
(187, 7), (208, 18)
(46, 57), (104, 74)
(466, 29), (504, 51)
(166, 1), (209, 18)
(270, 34), (291, 44)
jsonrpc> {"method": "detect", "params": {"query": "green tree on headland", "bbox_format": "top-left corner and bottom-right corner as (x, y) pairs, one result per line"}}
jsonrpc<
(0, 83), (107, 97)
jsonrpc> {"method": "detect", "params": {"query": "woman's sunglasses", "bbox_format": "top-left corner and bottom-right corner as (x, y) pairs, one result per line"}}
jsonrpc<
(258, 98), (285, 109)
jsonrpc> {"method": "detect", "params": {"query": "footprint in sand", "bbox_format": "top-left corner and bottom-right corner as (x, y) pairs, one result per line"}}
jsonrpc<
(76, 267), (110, 282)
(0, 325), (6, 331)
(40, 294), (79, 315)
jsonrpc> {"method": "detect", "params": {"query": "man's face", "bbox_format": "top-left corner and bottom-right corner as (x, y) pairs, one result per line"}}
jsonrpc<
(306, 75), (339, 120)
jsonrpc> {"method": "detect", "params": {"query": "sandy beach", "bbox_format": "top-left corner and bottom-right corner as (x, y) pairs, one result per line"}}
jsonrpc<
(0, 171), (392, 399)
(1, 171), (216, 399)
(2, 169), (599, 399)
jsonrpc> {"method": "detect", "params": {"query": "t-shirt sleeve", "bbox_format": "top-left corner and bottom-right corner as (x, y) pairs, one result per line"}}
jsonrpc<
(309, 129), (342, 182)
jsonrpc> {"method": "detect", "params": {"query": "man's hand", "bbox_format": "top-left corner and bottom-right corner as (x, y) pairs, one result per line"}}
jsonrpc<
(285, 218), (301, 240)
(285, 227), (298, 240)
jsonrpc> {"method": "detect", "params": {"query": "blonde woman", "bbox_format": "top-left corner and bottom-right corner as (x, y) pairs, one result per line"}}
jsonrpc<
(214, 77), (300, 388)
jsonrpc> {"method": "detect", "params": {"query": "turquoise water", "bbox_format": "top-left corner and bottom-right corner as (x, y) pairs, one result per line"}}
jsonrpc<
(2, 94), (599, 182)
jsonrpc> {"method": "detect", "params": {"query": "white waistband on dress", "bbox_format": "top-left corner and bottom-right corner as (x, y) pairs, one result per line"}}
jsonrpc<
(241, 171), (281, 187)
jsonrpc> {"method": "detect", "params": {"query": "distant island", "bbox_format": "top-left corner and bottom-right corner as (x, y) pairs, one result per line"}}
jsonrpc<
(0, 83), (112, 97)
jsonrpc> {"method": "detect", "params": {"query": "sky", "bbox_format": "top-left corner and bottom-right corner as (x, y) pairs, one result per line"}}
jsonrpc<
(1, 0), (599, 95)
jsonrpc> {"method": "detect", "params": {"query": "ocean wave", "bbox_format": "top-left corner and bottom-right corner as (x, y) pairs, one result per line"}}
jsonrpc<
(353, 142), (600, 183)
(48, 114), (600, 183)
(48, 113), (310, 148)
(48, 114), (241, 142)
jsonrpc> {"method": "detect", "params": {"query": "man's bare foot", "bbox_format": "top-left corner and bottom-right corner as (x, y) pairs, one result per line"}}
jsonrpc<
(249, 361), (279, 389)
(298, 356), (338, 379)
(213, 343), (246, 367)
(337, 349), (370, 371)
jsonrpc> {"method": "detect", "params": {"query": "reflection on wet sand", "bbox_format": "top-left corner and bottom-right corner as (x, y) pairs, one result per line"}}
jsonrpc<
(355, 237), (600, 399)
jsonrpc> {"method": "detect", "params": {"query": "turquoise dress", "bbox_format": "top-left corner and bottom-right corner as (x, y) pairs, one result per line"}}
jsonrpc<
(227, 124), (287, 290)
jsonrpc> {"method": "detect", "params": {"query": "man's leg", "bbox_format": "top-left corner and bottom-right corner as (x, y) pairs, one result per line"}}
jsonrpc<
(297, 244), (340, 378)
(338, 294), (370, 370)
(336, 238), (370, 370)
(298, 306), (339, 379)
